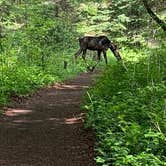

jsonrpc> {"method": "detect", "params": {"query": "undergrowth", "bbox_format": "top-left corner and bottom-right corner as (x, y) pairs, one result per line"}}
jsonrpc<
(0, 60), (86, 105)
(0, 1), (86, 106)
(84, 46), (166, 166)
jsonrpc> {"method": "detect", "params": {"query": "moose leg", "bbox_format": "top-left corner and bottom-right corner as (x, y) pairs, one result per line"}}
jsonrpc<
(103, 50), (108, 64)
(97, 50), (101, 62)
(88, 50), (101, 72)
(82, 49), (87, 60)
(74, 49), (82, 59)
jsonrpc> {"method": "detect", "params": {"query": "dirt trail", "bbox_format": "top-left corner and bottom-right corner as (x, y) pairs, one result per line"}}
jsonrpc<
(0, 72), (98, 166)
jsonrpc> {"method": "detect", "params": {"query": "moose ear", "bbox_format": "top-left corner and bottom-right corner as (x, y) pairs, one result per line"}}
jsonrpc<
(114, 44), (122, 50)
(113, 43), (117, 49)
(110, 42), (121, 50)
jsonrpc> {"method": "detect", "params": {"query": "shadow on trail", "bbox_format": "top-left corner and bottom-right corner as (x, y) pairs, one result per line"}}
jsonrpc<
(0, 72), (98, 166)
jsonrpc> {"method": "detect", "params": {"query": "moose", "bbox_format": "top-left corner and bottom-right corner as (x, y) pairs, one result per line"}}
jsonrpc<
(74, 36), (122, 65)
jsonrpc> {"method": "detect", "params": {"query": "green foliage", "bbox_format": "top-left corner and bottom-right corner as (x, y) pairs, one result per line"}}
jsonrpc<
(0, 1), (166, 165)
(76, 0), (165, 48)
(0, 0), (86, 106)
(84, 46), (166, 165)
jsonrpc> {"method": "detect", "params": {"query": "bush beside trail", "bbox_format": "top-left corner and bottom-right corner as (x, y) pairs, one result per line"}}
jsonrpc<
(84, 46), (166, 166)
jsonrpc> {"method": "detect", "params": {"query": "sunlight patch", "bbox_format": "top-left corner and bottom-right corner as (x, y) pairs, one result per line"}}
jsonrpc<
(4, 108), (33, 117)
(53, 84), (89, 89)
(64, 117), (83, 124)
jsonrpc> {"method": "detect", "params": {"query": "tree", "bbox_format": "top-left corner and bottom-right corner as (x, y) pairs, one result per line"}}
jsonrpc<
(142, 0), (166, 32)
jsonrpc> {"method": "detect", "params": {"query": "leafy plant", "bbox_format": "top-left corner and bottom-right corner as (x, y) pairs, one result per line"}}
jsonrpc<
(84, 46), (166, 165)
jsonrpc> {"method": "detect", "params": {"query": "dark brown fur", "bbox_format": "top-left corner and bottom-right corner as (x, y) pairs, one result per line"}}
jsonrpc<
(75, 36), (122, 64)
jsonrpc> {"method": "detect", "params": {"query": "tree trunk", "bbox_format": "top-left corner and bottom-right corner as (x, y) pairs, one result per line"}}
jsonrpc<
(0, 26), (3, 52)
(142, 0), (166, 32)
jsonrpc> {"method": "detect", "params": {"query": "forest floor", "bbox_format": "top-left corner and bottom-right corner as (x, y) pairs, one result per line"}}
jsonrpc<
(0, 72), (98, 166)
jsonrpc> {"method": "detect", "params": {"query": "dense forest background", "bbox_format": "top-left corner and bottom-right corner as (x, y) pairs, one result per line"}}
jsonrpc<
(0, 0), (166, 165)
